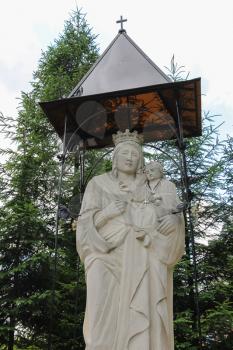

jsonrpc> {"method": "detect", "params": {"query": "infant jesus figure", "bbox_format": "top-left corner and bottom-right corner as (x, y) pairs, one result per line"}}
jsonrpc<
(132, 161), (185, 247)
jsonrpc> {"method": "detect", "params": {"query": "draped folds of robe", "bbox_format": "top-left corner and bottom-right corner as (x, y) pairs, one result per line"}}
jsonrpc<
(76, 172), (185, 350)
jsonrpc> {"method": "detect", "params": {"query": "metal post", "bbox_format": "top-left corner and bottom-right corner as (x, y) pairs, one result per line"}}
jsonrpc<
(175, 99), (202, 348)
(79, 146), (85, 202)
(72, 256), (81, 348)
(48, 115), (67, 350)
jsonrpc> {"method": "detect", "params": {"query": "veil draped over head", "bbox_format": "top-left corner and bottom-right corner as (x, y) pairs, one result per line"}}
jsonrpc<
(111, 141), (144, 178)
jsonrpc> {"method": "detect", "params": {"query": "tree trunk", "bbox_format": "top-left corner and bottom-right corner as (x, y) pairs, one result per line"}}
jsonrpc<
(8, 315), (15, 350)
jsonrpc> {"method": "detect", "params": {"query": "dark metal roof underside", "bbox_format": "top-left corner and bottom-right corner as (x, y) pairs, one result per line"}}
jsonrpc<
(40, 78), (202, 150)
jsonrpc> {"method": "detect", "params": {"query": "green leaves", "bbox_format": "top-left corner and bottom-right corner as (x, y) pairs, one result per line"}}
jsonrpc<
(201, 301), (233, 349)
(0, 8), (99, 350)
(33, 9), (98, 101)
(148, 60), (233, 349)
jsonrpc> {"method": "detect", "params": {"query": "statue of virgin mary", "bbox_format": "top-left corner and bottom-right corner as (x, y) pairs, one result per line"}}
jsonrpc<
(76, 130), (185, 350)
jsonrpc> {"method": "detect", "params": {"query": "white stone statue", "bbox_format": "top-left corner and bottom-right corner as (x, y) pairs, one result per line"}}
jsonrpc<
(76, 130), (185, 350)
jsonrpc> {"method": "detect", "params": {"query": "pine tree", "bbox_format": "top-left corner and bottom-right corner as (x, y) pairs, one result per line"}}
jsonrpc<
(198, 136), (233, 349)
(0, 9), (99, 350)
(157, 57), (233, 349)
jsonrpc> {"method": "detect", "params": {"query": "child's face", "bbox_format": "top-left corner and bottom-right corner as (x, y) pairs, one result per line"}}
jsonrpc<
(145, 165), (161, 180)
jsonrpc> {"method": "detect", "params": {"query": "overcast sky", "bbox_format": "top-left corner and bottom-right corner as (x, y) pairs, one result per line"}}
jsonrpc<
(0, 0), (232, 141)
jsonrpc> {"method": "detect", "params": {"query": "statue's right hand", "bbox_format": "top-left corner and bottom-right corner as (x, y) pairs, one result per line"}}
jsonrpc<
(105, 200), (127, 219)
(94, 201), (127, 229)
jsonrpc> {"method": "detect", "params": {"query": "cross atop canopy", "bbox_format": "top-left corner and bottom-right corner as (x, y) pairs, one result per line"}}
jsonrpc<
(116, 16), (127, 32)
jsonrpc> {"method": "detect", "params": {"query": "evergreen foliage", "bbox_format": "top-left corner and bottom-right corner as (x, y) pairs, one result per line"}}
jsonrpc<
(0, 9), (99, 350)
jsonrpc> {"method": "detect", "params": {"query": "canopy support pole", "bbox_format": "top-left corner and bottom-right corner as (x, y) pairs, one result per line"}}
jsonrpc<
(175, 99), (202, 349)
(48, 115), (68, 350)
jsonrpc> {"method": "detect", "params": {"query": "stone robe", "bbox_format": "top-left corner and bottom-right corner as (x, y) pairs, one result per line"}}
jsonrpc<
(76, 172), (185, 350)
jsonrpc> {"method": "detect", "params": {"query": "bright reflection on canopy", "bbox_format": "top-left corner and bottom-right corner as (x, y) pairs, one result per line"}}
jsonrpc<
(40, 78), (201, 150)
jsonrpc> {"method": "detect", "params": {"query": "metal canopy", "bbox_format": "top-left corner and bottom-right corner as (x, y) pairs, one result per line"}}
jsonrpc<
(68, 31), (171, 98)
(40, 31), (202, 150)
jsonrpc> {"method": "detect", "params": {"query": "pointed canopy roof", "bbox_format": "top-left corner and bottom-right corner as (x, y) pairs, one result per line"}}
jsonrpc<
(69, 31), (171, 97)
(40, 30), (202, 150)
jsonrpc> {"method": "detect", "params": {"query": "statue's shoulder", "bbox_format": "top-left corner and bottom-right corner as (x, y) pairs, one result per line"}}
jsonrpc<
(161, 178), (177, 192)
(162, 178), (175, 185)
(87, 172), (113, 188)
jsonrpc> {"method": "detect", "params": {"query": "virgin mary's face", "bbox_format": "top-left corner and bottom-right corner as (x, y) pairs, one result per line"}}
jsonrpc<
(116, 144), (140, 174)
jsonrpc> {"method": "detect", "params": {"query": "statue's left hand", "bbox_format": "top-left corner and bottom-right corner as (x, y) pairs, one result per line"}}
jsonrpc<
(158, 215), (178, 236)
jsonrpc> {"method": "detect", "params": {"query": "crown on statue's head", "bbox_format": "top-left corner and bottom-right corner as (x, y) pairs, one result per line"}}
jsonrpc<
(112, 129), (144, 146)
